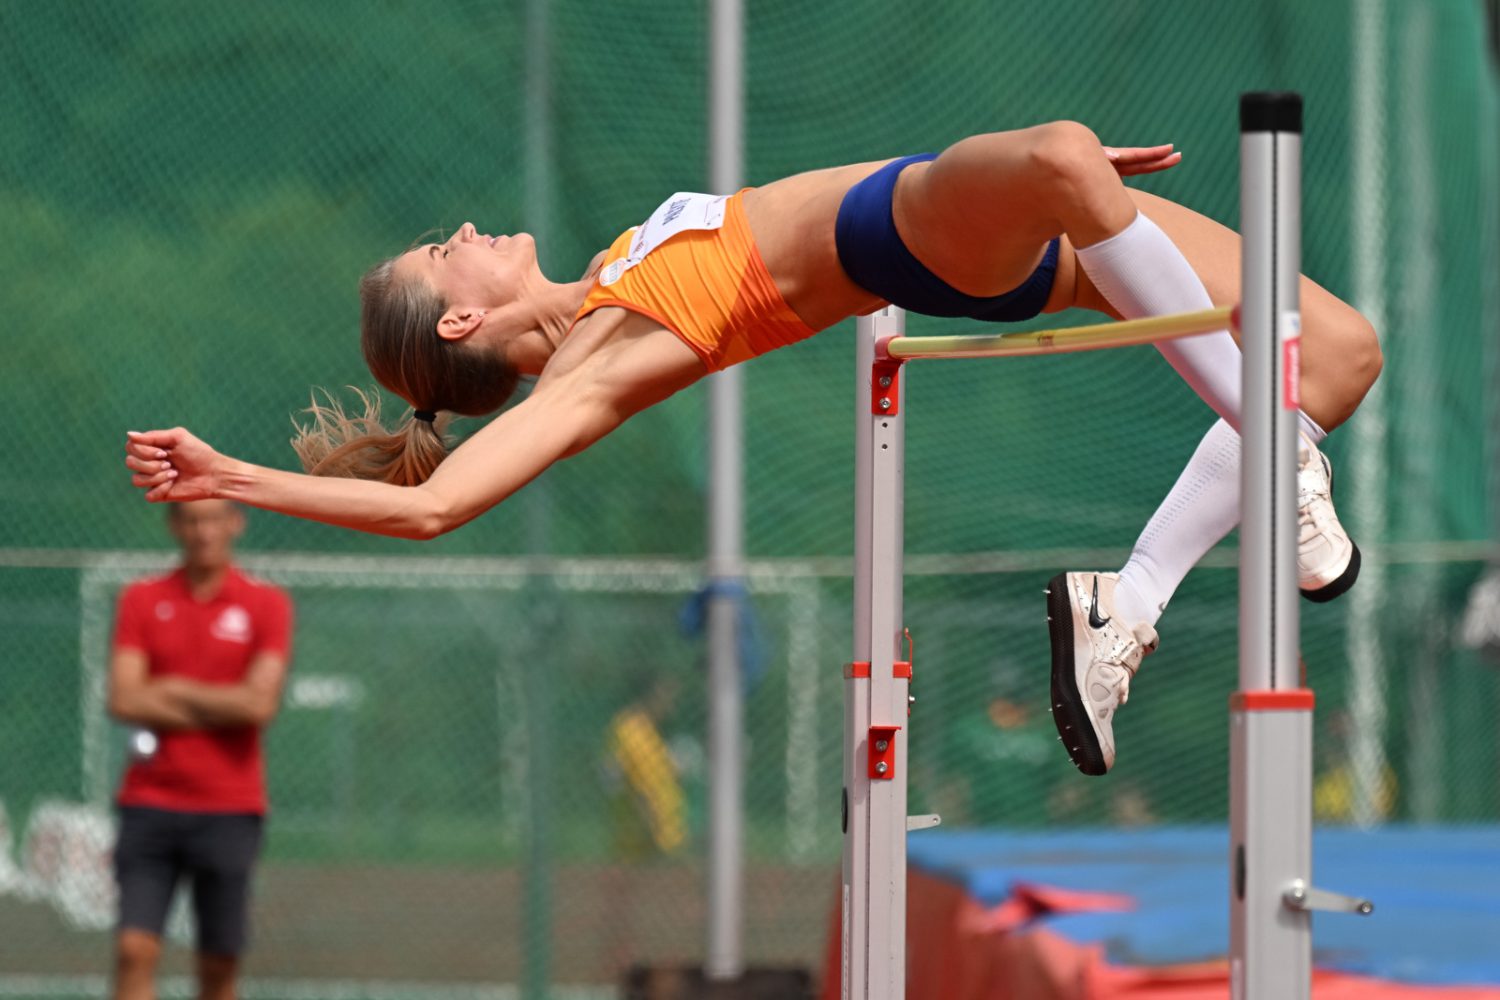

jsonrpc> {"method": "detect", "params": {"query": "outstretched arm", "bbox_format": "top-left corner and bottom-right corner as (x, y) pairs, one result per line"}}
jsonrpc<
(125, 381), (624, 540)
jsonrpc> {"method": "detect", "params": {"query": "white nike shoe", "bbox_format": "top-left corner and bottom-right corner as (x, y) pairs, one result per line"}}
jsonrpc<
(1298, 434), (1361, 603)
(1046, 572), (1159, 776)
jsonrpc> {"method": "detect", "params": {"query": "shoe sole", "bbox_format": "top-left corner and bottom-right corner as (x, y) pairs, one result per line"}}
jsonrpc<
(1301, 540), (1361, 604)
(1046, 572), (1109, 777)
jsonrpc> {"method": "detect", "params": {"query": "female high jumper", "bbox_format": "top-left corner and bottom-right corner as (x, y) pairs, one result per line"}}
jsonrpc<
(124, 123), (1381, 777)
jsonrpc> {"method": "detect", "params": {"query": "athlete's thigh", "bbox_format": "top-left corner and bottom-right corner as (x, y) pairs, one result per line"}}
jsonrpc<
(891, 126), (1074, 296)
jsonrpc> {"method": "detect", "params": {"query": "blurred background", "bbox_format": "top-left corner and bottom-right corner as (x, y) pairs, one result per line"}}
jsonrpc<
(1, 0), (1497, 997)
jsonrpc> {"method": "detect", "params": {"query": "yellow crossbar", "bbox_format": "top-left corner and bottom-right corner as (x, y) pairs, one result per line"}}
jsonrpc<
(882, 306), (1236, 360)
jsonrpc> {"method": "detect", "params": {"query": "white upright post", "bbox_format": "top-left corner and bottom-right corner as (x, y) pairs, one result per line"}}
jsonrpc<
(705, 0), (745, 981)
(845, 307), (912, 1000)
(1232, 90), (1313, 1000)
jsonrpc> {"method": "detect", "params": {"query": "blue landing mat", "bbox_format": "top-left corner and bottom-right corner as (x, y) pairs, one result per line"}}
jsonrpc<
(907, 826), (1500, 986)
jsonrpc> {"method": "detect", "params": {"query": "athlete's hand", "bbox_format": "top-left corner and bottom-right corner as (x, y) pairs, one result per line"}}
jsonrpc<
(1103, 144), (1182, 177)
(124, 428), (227, 503)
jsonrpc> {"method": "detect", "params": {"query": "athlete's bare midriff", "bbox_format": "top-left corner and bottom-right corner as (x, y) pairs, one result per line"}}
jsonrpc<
(743, 157), (1078, 331)
(742, 160), (893, 331)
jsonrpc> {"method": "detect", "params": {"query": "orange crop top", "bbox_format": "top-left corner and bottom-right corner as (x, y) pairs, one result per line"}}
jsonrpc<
(573, 190), (817, 372)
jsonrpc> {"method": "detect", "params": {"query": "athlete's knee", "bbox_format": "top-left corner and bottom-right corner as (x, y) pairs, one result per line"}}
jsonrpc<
(1026, 121), (1113, 195)
(1340, 307), (1383, 392)
(1024, 121), (1132, 239)
(1308, 303), (1382, 428)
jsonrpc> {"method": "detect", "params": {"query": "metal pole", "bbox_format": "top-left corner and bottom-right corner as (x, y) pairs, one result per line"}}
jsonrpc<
(845, 308), (910, 1000)
(705, 0), (745, 980)
(1231, 91), (1310, 1000)
(520, 3), (553, 996)
(1346, 0), (1392, 831)
(522, 0), (552, 269)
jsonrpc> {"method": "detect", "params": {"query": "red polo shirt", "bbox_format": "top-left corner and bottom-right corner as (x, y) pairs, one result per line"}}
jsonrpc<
(112, 566), (293, 815)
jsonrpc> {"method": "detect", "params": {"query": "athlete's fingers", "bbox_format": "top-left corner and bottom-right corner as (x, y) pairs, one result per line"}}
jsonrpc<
(133, 468), (178, 489)
(126, 439), (171, 461)
(126, 429), (183, 450)
(1103, 145), (1180, 178)
(1103, 143), (1174, 163)
(1114, 152), (1182, 177)
(145, 482), (177, 503)
(1114, 151), (1178, 169)
(125, 455), (171, 475)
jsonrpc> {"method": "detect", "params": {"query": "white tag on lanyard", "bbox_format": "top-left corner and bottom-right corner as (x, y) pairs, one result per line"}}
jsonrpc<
(599, 192), (727, 286)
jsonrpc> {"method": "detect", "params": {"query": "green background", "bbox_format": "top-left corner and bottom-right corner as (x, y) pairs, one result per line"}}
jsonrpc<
(1, 0), (1496, 994)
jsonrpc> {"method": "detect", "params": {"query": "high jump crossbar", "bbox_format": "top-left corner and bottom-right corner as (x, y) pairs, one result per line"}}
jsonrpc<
(880, 306), (1235, 360)
(843, 92), (1370, 1000)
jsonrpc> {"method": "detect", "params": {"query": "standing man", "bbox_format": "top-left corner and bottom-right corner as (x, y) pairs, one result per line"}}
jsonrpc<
(107, 500), (293, 1000)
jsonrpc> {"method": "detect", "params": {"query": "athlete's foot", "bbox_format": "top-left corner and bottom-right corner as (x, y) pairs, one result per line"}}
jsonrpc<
(1298, 434), (1361, 603)
(1046, 572), (1159, 776)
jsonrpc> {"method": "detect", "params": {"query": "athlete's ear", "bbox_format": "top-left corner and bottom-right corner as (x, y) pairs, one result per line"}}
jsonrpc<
(437, 307), (487, 342)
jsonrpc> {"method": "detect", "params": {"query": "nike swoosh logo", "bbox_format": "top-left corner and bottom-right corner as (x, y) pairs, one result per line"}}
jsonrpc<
(1087, 577), (1111, 629)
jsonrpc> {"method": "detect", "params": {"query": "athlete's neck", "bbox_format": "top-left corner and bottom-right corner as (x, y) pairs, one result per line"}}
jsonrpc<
(496, 275), (594, 375)
(533, 276), (593, 349)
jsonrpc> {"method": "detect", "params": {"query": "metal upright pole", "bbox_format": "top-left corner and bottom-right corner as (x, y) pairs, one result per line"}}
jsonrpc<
(520, 3), (553, 996)
(1232, 90), (1377, 1000)
(1234, 91), (1375, 1000)
(1233, 88), (1310, 1000)
(705, 0), (745, 980)
(845, 308), (912, 1000)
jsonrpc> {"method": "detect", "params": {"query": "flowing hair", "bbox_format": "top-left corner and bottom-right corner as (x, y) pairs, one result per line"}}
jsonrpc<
(291, 387), (452, 485)
(291, 257), (521, 486)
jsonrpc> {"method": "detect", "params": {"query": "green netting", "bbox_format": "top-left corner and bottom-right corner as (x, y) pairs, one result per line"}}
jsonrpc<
(2, 0), (1498, 996)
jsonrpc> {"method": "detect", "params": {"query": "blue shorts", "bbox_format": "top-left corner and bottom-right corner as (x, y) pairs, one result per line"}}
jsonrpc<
(834, 152), (1059, 322)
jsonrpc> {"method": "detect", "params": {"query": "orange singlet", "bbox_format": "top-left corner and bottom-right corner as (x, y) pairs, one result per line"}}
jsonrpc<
(573, 190), (817, 372)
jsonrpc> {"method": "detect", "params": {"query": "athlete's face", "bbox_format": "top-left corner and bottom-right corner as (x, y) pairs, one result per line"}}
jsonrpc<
(395, 222), (538, 309)
(167, 500), (244, 573)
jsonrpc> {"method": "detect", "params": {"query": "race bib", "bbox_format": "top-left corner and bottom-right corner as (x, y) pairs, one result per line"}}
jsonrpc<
(599, 191), (727, 286)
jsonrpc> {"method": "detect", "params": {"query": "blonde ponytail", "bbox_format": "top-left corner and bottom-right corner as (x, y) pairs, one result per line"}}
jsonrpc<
(291, 388), (451, 486)
(297, 253), (522, 484)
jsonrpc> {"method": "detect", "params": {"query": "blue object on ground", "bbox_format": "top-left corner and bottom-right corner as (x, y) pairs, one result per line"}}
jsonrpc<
(906, 826), (1500, 986)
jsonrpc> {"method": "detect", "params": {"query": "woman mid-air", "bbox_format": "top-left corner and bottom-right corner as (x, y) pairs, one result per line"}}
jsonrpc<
(124, 122), (1381, 777)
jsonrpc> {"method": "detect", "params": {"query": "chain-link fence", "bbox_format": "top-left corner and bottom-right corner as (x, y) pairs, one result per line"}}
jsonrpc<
(2, 0), (1497, 996)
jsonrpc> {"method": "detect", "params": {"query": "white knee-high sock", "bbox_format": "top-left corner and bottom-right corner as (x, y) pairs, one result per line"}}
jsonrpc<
(1112, 415), (1329, 628)
(1112, 420), (1241, 627)
(1074, 212), (1243, 429)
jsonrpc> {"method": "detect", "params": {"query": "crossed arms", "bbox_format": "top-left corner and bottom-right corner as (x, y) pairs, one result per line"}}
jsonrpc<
(108, 648), (290, 730)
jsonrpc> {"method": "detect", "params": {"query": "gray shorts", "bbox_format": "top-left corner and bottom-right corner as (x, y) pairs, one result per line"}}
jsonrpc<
(114, 806), (264, 957)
